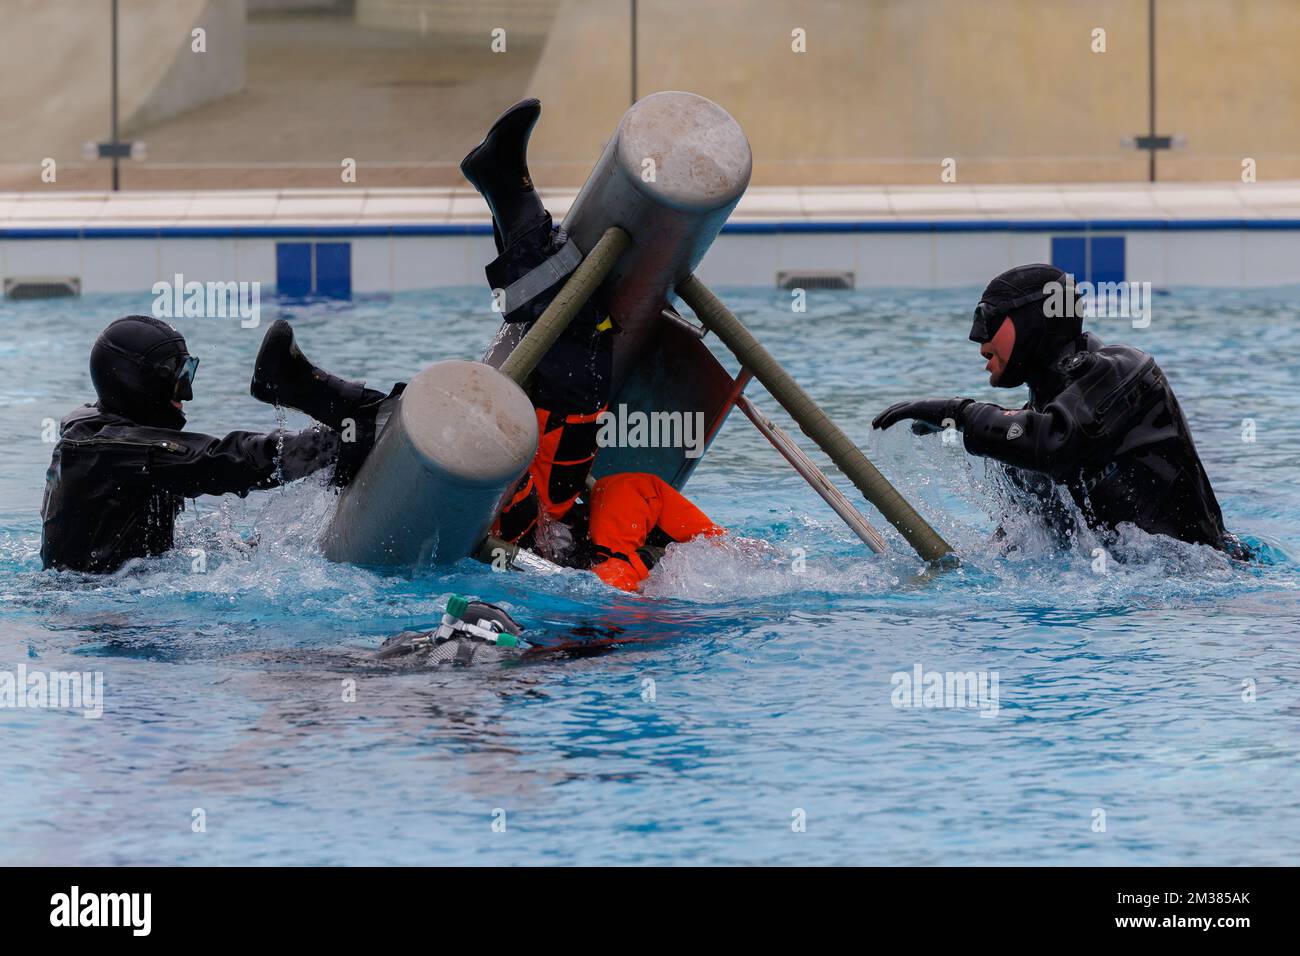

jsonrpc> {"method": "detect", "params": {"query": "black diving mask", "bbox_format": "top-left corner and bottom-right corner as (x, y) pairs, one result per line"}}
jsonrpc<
(970, 276), (1076, 343)
(172, 355), (199, 401)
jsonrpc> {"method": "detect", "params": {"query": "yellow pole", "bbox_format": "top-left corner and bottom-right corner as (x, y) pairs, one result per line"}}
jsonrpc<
(499, 226), (631, 384)
(480, 226), (630, 569)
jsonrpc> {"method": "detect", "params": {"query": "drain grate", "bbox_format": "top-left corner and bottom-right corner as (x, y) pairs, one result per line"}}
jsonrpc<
(776, 270), (855, 290)
(4, 277), (81, 300)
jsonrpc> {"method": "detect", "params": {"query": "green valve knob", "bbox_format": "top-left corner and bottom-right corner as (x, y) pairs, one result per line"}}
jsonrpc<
(445, 595), (469, 620)
(495, 634), (519, 648)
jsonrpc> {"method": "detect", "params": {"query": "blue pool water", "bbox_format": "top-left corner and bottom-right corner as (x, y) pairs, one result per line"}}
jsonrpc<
(1, 286), (1297, 866)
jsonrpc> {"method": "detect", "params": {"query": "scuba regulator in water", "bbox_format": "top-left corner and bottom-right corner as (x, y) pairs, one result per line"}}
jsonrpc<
(375, 595), (528, 663)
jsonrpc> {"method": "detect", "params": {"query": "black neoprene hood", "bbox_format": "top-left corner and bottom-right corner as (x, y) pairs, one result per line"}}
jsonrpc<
(89, 315), (191, 428)
(971, 264), (1083, 388)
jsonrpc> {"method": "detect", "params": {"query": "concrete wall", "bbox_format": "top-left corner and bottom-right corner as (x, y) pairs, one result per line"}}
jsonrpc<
(250, 0), (348, 10)
(1157, 0), (1300, 182)
(125, 0), (248, 136)
(524, 0), (1300, 185)
(0, 0), (246, 161)
(4, 0), (1294, 189)
(356, 0), (560, 38)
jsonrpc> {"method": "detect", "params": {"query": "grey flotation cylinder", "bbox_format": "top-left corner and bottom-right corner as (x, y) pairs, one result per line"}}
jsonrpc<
(320, 360), (537, 568)
(484, 90), (752, 395)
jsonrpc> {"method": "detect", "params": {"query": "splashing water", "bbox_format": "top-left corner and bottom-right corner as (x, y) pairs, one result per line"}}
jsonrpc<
(1, 287), (1297, 865)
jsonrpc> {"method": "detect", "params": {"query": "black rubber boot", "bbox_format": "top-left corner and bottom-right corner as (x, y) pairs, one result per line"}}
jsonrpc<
(250, 320), (374, 430)
(460, 98), (546, 252)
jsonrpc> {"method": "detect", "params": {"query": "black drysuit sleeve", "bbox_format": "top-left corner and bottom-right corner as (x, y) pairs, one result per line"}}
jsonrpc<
(108, 424), (341, 499)
(961, 351), (1158, 480)
(962, 400), (1099, 479)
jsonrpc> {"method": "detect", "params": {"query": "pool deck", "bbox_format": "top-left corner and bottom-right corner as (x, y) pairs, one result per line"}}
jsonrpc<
(4, 182), (1300, 234)
(3, 183), (1300, 291)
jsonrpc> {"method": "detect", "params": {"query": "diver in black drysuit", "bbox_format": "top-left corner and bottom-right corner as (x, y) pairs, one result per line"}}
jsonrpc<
(42, 100), (604, 576)
(871, 263), (1248, 558)
(40, 314), (401, 573)
(461, 97), (614, 550)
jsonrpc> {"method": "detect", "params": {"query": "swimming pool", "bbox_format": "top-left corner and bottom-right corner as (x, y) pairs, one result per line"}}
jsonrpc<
(1, 286), (1297, 865)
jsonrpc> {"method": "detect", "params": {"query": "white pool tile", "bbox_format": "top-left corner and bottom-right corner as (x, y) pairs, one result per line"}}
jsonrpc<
(184, 192), (279, 222)
(156, 240), (237, 286)
(887, 187), (982, 218)
(361, 191), (452, 221)
(1151, 187), (1250, 217)
(733, 190), (803, 219)
(697, 235), (781, 285)
(798, 188), (893, 218)
(448, 193), (492, 222)
(545, 190), (579, 221)
(233, 240), (277, 285)
(778, 232), (858, 274)
(1009, 232), (1052, 266)
(856, 234), (934, 287)
(934, 233), (1019, 286)
(463, 236), (499, 285)
(393, 237), (480, 290)
(350, 237), (393, 293)
(1123, 233), (1167, 287)
(1059, 187), (1162, 217)
(1233, 185), (1300, 219)
(96, 195), (193, 222)
(973, 187), (1069, 217)
(1164, 232), (1244, 287)
(1242, 231), (1300, 286)
(9, 196), (108, 221)
(1, 239), (84, 282)
(5, 186), (1300, 294)
(79, 239), (161, 293)
(274, 193), (367, 220)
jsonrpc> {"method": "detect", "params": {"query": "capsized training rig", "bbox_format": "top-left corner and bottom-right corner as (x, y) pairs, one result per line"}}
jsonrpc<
(322, 91), (955, 571)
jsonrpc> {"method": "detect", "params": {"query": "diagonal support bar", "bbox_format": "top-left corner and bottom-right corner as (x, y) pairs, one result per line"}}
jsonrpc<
(676, 274), (955, 564)
(735, 386), (888, 554)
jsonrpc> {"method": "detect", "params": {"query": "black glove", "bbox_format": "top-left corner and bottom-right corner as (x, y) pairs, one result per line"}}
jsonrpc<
(871, 397), (973, 435)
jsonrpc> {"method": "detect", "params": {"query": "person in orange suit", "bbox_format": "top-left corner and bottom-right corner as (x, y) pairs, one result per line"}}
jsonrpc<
(585, 472), (725, 591)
